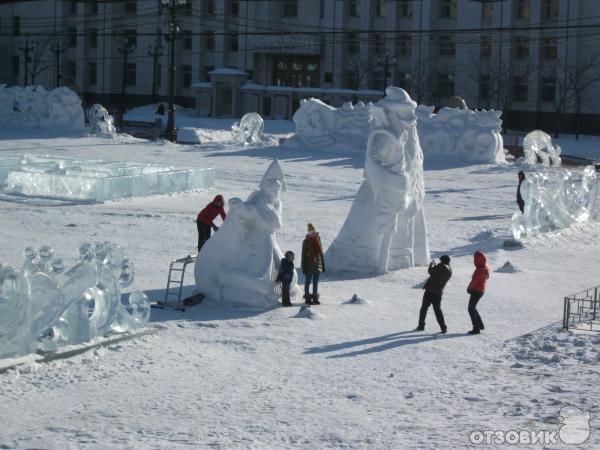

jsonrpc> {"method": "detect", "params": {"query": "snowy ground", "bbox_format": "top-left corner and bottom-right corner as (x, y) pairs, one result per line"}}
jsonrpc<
(0, 122), (599, 449)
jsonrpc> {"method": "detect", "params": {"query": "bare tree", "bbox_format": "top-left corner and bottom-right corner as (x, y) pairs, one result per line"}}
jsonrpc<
(565, 50), (600, 139)
(23, 37), (52, 85)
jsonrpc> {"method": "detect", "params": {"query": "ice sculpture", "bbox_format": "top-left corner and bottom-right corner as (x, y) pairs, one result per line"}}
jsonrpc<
(0, 243), (150, 359)
(0, 154), (215, 202)
(523, 130), (561, 167)
(0, 85), (84, 131)
(231, 112), (264, 145)
(88, 103), (116, 136)
(194, 160), (300, 308)
(416, 106), (505, 164)
(325, 87), (430, 273)
(511, 166), (597, 239)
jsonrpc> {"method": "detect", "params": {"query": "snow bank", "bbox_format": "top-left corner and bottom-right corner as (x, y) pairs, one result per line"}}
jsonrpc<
(0, 85), (84, 131)
(177, 127), (202, 144)
(0, 243), (149, 360)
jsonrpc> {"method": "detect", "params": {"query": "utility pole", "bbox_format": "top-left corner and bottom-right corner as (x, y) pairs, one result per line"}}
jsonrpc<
(161, 0), (185, 142)
(118, 38), (136, 132)
(148, 38), (164, 103)
(377, 55), (394, 90)
(50, 38), (64, 88)
(19, 36), (33, 86)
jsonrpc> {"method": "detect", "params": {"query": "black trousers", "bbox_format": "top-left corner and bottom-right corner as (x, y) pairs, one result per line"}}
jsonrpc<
(419, 291), (446, 330)
(281, 281), (291, 304)
(197, 222), (212, 251)
(468, 292), (485, 331)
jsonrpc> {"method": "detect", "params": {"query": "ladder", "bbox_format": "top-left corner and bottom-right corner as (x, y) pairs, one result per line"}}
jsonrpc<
(154, 255), (196, 308)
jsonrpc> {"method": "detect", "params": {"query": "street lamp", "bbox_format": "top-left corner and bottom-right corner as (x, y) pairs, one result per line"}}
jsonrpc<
(118, 38), (136, 132)
(160, 0), (186, 142)
(148, 38), (164, 103)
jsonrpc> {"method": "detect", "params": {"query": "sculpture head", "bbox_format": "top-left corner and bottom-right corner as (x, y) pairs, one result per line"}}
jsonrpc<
(373, 87), (417, 131)
(260, 160), (287, 193)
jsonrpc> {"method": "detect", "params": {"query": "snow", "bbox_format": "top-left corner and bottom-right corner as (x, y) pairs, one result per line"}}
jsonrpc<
(1, 120), (600, 448)
(176, 127), (202, 144)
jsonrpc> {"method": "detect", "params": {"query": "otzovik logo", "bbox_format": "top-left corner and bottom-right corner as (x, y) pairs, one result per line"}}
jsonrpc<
(469, 406), (591, 446)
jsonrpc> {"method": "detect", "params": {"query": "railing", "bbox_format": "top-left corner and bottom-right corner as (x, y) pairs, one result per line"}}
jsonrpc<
(563, 285), (600, 330)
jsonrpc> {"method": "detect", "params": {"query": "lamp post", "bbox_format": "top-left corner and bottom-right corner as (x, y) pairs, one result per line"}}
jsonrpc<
(148, 38), (164, 103)
(160, 0), (186, 142)
(118, 38), (136, 132)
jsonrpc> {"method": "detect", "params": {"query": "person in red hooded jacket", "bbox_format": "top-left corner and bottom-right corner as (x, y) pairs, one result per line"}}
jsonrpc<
(467, 251), (490, 335)
(196, 194), (226, 251)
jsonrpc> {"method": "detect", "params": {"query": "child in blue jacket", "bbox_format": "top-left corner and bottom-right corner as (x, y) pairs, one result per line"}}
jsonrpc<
(276, 251), (295, 306)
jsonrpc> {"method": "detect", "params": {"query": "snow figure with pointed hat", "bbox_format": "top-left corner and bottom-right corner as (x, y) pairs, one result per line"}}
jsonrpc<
(194, 160), (300, 307)
(325, 87), (430, 273)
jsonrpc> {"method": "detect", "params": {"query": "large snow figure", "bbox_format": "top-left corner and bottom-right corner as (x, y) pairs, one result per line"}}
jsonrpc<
(512, 166), (597, 239)
(326, 87), (430, 273)
(523, 130), (561, 167)
(194, 160), (300, 307)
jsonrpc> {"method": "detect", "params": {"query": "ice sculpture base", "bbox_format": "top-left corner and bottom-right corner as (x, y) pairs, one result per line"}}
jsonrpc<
(0, 154), (215, 202)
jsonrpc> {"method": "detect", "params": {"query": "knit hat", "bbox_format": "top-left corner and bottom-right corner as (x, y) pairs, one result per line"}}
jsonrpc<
(440, 255), (451, 265)
(307, 223), (316, 233)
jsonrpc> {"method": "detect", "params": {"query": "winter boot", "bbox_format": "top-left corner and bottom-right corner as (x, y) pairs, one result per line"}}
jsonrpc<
(304, 294), (313, 305)
(468, 329), (480, 335)
(440, 327), (447, 334)
(415, 326), (425, 331)
(312, 294), (320, 305)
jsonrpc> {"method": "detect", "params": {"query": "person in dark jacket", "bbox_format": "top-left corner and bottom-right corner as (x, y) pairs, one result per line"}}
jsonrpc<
(517, 171), (526, 213)
(416, 255), (452, 333)
(467, 251), (490, 334)
(301, 223), (325, 305)
(196, 194), (227, 251)
(276, 251), (295, 306)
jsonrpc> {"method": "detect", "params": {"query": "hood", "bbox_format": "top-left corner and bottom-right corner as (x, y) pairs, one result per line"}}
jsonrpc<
(213, 194), (224, 204)
(474, 251), (487, 268)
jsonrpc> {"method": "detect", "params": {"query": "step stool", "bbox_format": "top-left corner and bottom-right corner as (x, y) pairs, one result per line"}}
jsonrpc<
(153, 254), (196, 308)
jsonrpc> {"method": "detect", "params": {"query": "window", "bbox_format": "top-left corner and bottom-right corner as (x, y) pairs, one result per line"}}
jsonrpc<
(230, 33), (239, 51)
(396, 72), (413, 90)
(320, 0), (325, 18)
(347, 70), (358, 89)
(399, 0), (412, 18)
(125, 1), (137, 14)
(205, 65), (214, 82)
(542, 37), (558, 59)
(184, 0), (193, 15)
(12, 15), (20, 36)
(283, 0), (298, 17)
(436, 73), (455, 98)
(89, 28), (98, 49)
(439, 34), (455, 57)
(125, 63), (136, 86)
(206, 0), (215, 15)
(481, 3), (493, 21)
(397, 34), (412, 57)
(68, 0), (77, 14)
(480, 34), (491, 58)
(88, 62), (97, 85)
(348, 32), (359, 54)
(205, 31), (215, 50)
(440, 0), (457, 19)
(12, 55), (19, 75)
(544, 0), (559, 20)
(123, 29), (137, 48)
(67, 60), (76, 79)
(516, 0), (530, 21)
(542, 76), (556, 102)
(349, 0), (359, 17)
(514, 36), (529, 58)
(375, 0), (386, 17)
(91, 2), (99, 15)
(68, 27), (77, 48)
(231, 0), (240, 16)
(156, 64), (162, 87)
(512, 75), (528, 102)
(183, 30), (193, 50)
(479, 74), (491, 102)
(373, 33), (385, 56)
(182, 65), (192, 88)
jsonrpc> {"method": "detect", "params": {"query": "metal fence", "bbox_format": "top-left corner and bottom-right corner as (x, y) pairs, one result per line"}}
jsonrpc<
(563, 285), (600, 331)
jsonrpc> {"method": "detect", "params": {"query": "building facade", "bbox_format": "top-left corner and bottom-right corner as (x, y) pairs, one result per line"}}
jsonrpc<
(0, 0), (599, 132)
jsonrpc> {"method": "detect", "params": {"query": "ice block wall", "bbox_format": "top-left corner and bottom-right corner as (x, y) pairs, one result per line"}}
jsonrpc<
(0, 155), (215, 202)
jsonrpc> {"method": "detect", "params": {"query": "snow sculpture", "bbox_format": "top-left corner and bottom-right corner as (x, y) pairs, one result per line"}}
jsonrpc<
(416, 106), (505, 164)
(0, 243), (150, 359)
(0, 85), (84, 131)
(88, 103), (116, 136)
(0, 154), (215, 202)
(231, 112), (264, 145)
(325, 87), (430, 273)
(511, 166), (597, 239)
(194, 160), (300, 307)
(523, 130), (561, 166)
(292, 98), (338, 148)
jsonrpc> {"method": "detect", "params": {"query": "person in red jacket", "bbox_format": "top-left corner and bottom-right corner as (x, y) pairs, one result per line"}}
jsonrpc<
(196, 194), (227, 251)
(467, 251), (490, 335)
